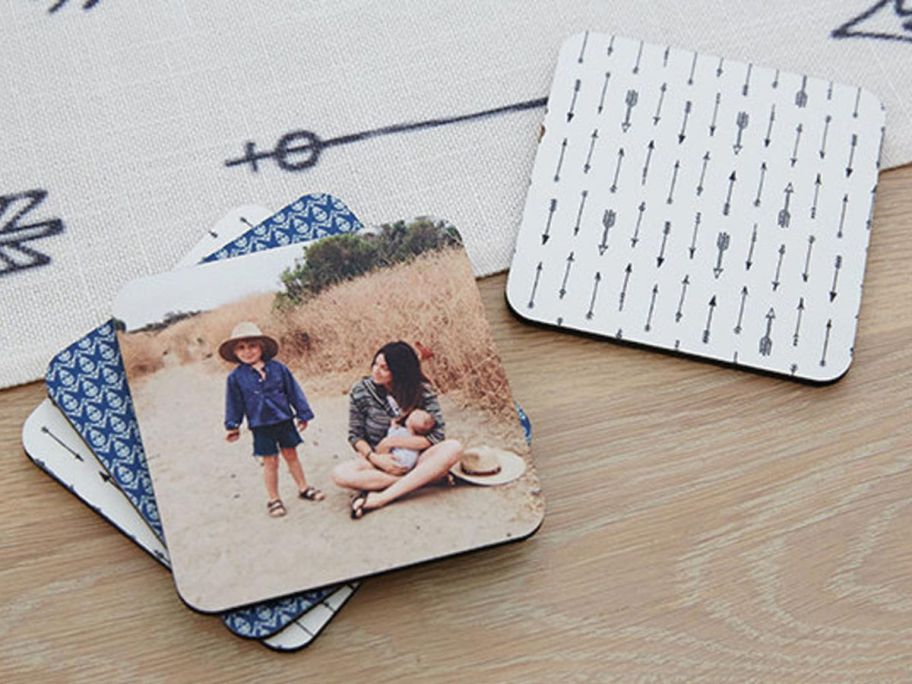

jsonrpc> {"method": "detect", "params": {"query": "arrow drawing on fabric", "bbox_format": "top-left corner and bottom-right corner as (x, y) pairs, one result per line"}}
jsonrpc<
(619, 263), (633, 311)
(633, 40), (644, 74)
(846, 133), (858, 176)
(573, 190), (589, 236)
(631, 201), (646, 247)
(39, 425), (84, 461)
(742, 63), (753, 96)
(802, 235), (816, 282)
(745, 222), (758, 270)
(598, 72), (612, 114)
(778, 183), (794, 227)
(567, 79), (581, 122)
(667, 160), (681, 204)
(678, 100), (692, 143)
(827, 80), (834, 100)
(528, 262), (543, 308)
(559, 252), (575, 299)
(772, 69), (780, 89)
(98, 470), (113, 484)
(820, 319), (832, 367)
(811, 173), (823, 218)
(48, 0), (101, 14)
(709, 92), (721, 136)
(772, 243), (786, 291)
(696, 151), (710, 196)
(578, 30), (590, 63)
(554, 138), (568, 182)
(622, 90), (639, 132)
(716, 57), (724, 77)
(584, 129), (599, 173)
(663, 46), (670, 68)
(689, 211), (702, 259)
(759, 308), (776, 356)
(853, 87), (862, 118)
(0, 189), (65, 277)
(703, 295), (717, 343)
(642, 139), (655, 185)
(791, 124), (804, 167)
(610, 147), (625, 193)
(723, 171), (736, 216)
(764, 104), (775, 147)
(542, 198), (557, 245)
(607, 35), (616, 56)
(733, 111), (750, 154)
(795, 75), (809, 108)
(734, 286), (749, 334)
(830, 255), (843, 301)
(645, 284), (659, 331)
(599, 209), (616, 255)
(675, 275), (690, 322)
(586, 271), (602, 320)
(754, 161), (767, 207)
(656, 221), (671, 267)
(793, 297), (805, 346)
(713, 231), (730, 278)
(653, 83), (668, 125)
(820, 114), (832, 159)
(687, 53), (698, 85)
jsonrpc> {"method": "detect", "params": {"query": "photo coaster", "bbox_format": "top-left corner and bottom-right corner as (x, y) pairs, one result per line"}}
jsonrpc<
(507, 32), (885, 382)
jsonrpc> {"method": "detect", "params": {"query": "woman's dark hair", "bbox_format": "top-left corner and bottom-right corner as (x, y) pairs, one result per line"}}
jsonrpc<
(373, 341), (428, 413)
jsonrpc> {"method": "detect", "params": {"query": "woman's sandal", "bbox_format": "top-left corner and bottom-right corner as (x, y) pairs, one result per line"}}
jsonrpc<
(267, 499), (287, 518)
(350, 491), (370, 520)
(299, 486), (325, 502)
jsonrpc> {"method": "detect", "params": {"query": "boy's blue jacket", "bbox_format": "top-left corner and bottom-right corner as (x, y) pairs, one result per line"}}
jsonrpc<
(224, 359), (315, 429)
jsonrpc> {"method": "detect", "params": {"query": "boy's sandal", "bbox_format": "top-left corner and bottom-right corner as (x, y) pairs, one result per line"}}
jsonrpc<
(267, 499), (287, 518)
(350, 491), (370, 520)
(299, 486), (325, 501)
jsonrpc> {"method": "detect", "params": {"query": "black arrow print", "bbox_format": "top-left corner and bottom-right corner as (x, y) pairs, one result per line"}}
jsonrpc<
(753, 161), (767, 207)
(678, 100), (692, 143)
(830, 255), (843, 301)
(709, 92), (721, 136)
(772, 243), (786, 291)
(791, 363), (798, 375)
(633, 40), (644, 74)
(790, 124), (803, 167)
(687, 53), (698, 85)
(586, 271), (602, 320)
(645, 284), (659, 331)
(559, 251), (575, 298)
(631, 200), (646, 247)
(853, 87), (861, 118)
(642, 139), (655, 185)
(598, 209), (615, 255)
(838, 194), (848, 238)
(772, 69), (780, 89)
(554, 138), (568, 182)
(734, 286), (749, 334)
(713, 232), (730, 278)
(675, 275), (690, 322)
(99, 470), (113, 484)
(795, 75), (809, 108)
(802, 235), (816, 282)
(703, 296), (717, 343)
(662, 46), (670, 68)
(759, 308), (776, 356)
(610, 147), (625, 193)
(764, 104), (775, 147)
(607, 35), (615, 56)
(542, 198), (557, 245)
(688, 211), (701, 259)
(656, 221), (671, 267)
(742, 63), (753, 96)
(722, 171), (736, 216)
(846, 133), (858, 177)
(653, 82), (667, 125)
(578, 30), (590, 63)
(716, 57), (724, 77)
(820, 319), (833, 367)
(827, 81), (834, 101)
(666, 160), (681, 204)
(745, 222), (758, 270)
(733, 111), (750, 154)
(567, 80), (581, 122)
(621, 90), (639, 132)
(778, 183), (793, 227)
(793, 297), (805, 346)
(597, 72), (612, 114)
(39, 426), (84, 462)
(811, 173), (822, 218)
(696, 151), (710, 196)
(583, 129), (599, 173)
(528, 262), (543, 309)
(573, 190), (589, 236)
(618, 263), (633, 311)
(819, 114), (832, 159)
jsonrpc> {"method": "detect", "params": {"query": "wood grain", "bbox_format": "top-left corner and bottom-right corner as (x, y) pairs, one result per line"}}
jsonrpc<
(2, 165), (911, 681)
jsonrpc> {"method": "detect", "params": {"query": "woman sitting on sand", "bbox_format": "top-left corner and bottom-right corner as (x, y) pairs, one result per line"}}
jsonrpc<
(331, 341), (463, 518)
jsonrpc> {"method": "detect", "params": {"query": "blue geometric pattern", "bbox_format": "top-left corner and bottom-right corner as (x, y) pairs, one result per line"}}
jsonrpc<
(221, 588), (336, 637)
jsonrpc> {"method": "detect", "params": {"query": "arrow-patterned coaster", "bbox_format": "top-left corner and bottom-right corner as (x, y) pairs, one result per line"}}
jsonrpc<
(507, 33), (885, 382)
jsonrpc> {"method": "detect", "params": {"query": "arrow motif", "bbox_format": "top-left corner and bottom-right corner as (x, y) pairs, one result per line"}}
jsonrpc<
(795, 75), (809, 108)
(641, 139), (655, 185)
(99, 470), (113, 484)
(633, 40), (644, 74)
(778, 183), (793, 227)
(586, 271), (602, 320)
(583, 129), (599, 173)
(716, 57), (724, 77)
(819, 114), (832, 158)
(846, 133), (857, 177)
(696, 151), (710, 196)
(830, 255), (842, 301)
(853, 87), (861, 118)
(567, 79), (581, 122)
(753, 161), (767, 207)
(678, 100), (692, 143)
(645, 284), (659, 331)
(598, 209), (616, 255)
(554, 138), (568, 182)
(39, 426), (84, 462)
(653, 82), (667, 125)
(772, 69), (780, 89)
(733, 111), (750, 154)
(709, 92), (721, 136)
(713, 231), (730, 278)
(827, 80), (834, 101)
(559, 251), (575, 299)
(675, 275), (690, 323)
(597, 72), (612, 114)
(838, 194), (848, 238)
(703, 295), (717, 343)
(528, 262), (543, 308)
(687, 52), (698, 85)
(790, 124), (803, 167)
(742, 63), (753, 96)
(577, 30), (590, 63)
(734, 286), (749, 334)
(810, 173), (822, 218)
(759, 308), (776, 356)
(666, 160), (681, 204)
(689, 211), (701, 259)
(607, 35), (615, 56)
(820, 319), (833, 367)
(802, 235), (815, 282)
(764, 104), (775, 147)
(793, 297), (805, 346)
(631, 201), (646, 247)
(772, 243), (786, 291)
(621, 90), (639, 132)
(745, 222), (758, 270)
(866, 185), (876, 231)
(656, 221), (671, 267)
(663, 46), (670, 68)
(722, 171), (736, 216)
(542, 198), (557, 245)
(610, 147), (625, 193)
(618, 263), (633, 311)
(573, 190), (589, 236)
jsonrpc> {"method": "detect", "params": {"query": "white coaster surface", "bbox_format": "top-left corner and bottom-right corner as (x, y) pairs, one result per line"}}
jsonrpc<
(507, 33), (885, 382)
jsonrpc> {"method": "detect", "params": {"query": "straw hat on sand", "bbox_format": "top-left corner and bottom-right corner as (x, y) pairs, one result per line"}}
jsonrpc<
(218, 322), (279, 363)
(449, 446), (526, 486)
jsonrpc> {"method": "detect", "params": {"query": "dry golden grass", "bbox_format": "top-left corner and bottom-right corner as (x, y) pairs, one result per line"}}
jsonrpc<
(119, 249), (515, 419)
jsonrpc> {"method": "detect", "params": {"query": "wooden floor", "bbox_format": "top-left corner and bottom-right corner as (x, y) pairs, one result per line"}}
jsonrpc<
(2, 165), (910, 681)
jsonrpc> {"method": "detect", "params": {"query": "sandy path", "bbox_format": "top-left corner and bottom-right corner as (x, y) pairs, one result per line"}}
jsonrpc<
(131, 362), (543, 612)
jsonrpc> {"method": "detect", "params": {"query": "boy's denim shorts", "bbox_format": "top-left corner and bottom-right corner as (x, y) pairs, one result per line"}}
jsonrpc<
(251, 420), (302, 456)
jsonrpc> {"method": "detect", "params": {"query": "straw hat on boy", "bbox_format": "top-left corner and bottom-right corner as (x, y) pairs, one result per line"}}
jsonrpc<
(449, 446), (526, 486)
(218, 322), (279, 363)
